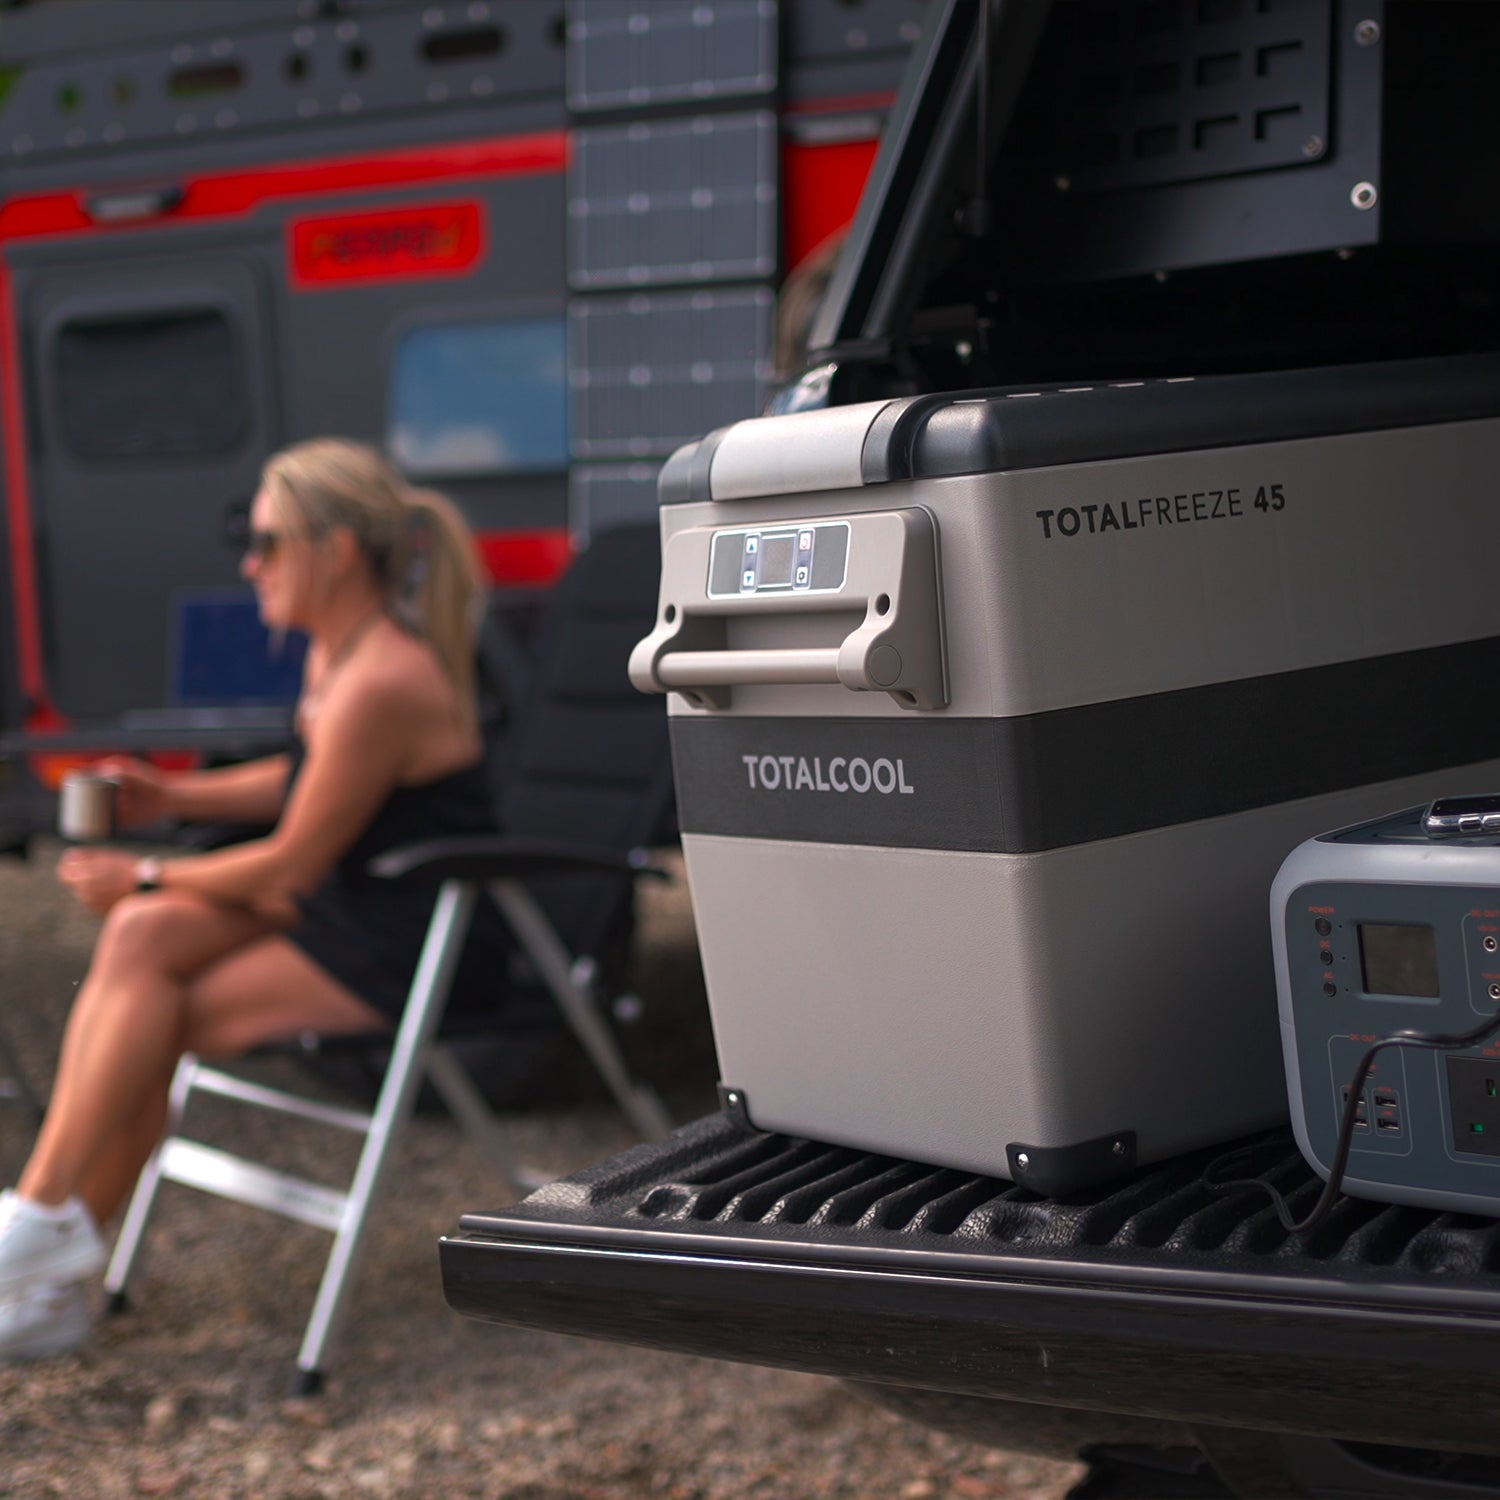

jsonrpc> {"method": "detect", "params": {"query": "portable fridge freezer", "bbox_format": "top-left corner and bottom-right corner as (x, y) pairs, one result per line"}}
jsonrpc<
(630, 353), (1500, 1193)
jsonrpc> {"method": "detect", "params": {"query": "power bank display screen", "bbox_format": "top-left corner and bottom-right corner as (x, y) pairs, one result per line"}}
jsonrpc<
(1359, 922), (1439, 998)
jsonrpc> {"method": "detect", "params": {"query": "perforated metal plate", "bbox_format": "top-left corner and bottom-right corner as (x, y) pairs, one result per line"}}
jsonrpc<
(1024, 0), (1333, 192)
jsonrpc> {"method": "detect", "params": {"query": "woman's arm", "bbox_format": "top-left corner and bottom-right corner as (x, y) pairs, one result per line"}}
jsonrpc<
(62, 659), (433, 917)
(99, 753), (293, 829)
(143, 673), (422, 909)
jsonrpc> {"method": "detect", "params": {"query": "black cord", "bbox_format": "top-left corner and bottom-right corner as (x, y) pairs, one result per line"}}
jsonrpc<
(1204, 1008), (1500, 1234)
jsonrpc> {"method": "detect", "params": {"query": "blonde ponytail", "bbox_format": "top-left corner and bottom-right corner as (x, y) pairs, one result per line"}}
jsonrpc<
(262, 438), (484, 726)
(401, 486), (483, 722)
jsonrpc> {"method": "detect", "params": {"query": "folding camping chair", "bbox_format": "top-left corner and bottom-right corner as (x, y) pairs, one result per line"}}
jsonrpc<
(0, 1023), (42, 1127)
(101, 523), (676, 1393)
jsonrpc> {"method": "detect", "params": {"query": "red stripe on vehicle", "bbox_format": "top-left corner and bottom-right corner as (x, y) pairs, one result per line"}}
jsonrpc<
(0, 130), (569, 243)
(475, 529), (575, 587)
(0, 262), (52, 727)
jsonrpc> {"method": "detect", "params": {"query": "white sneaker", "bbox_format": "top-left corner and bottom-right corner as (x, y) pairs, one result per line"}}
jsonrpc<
(0, 1281), (93, 1361)
(0, 1190), (106, 1296)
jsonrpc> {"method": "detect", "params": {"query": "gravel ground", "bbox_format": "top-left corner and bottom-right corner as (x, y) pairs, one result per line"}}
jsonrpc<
(0, 840), (1084, 1500)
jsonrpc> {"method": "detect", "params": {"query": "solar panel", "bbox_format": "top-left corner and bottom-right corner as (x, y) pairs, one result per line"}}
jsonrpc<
(569, 110), (778, 288)
(569, 287), (773, 458)
(566, 0), (777, 111)
(569, 461), (665, 534)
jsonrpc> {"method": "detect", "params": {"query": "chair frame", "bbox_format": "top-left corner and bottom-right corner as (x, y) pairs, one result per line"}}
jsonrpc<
(0, 1022), (43, 1127)
(103, 840), (673, 1395)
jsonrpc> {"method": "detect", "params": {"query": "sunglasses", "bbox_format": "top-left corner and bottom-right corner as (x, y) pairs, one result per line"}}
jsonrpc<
(241, 528), (286, 562)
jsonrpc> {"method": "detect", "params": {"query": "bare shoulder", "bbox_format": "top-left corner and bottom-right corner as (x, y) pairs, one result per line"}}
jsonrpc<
(315, 621), (477, 778)
(347, 622), (451, 710)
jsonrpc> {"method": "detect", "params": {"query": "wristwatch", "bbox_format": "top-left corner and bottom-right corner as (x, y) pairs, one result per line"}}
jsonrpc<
(134, 856), (164, 893)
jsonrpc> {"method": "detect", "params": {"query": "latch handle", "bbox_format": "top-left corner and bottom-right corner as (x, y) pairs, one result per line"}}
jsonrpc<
(630, 507), (946, 711)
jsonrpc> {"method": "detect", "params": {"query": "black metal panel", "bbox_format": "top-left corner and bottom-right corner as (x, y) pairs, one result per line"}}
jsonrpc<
(0, 1), (306, 62)
(565, 0), (777, 112)
(568, 111), (778, 288)
(568, 286), (773, 457)
(1017, 0), (1334, 193)
(0, 1), (566, 165)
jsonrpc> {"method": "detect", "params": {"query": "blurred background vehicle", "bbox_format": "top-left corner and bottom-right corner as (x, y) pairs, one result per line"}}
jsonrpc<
(0, 0), (919, 845)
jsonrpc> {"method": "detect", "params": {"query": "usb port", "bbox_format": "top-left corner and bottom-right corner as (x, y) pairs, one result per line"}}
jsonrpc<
(1373, 1090), (1398, 1109)
(1376, 1114), (1402, 1133)
(1342, 1085), (1369, 1124)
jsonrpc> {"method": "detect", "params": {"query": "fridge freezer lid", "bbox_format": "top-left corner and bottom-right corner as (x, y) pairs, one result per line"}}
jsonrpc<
(660, 352), (1500, 506)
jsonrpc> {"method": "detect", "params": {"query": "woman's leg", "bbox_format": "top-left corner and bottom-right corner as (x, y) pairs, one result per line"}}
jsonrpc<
(179, 934), (390, 1060)
(17, 890), (277, 1217)
(66, 931), (391, 1225)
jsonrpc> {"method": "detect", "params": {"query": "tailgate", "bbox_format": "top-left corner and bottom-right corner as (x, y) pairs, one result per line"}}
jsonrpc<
(441, 1111), (1500, 1453)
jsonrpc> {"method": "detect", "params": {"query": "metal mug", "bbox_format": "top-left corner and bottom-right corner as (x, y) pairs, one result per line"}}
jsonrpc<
(58, 772), (118, 842)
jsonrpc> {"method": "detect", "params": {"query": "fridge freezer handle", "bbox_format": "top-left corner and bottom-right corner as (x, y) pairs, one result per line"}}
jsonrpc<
(655, 648), (842, 688)
(629, 508), (947, 711)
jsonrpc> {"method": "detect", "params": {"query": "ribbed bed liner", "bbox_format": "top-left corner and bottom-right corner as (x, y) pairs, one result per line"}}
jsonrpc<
(462, 1111), (1500, 1295)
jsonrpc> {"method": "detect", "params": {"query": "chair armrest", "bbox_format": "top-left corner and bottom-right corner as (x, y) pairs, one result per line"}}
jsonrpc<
(367, 835), (670, 884)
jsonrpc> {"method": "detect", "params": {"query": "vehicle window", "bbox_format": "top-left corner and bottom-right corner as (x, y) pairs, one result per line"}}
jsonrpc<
(54, 309), (245, 459)
(389, 316), (569, 477)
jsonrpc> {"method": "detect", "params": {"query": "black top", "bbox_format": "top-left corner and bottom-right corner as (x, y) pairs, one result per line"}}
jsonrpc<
(283, 737), (519, 1024)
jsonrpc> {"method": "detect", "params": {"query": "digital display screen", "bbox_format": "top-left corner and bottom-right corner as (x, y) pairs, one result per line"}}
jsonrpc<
(1359, 922), (1439, 998)
(759, 533), (795, 587)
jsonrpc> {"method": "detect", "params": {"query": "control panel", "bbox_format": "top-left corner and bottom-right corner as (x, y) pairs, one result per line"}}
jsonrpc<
(708, 521), (850, 598)
(1273, 803), (1500, 1216)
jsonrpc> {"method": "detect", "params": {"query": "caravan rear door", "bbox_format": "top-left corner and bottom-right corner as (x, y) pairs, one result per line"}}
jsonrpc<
(15, 243), (279, 724)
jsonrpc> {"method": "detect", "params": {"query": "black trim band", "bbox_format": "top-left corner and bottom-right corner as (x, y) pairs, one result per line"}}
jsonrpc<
(663, 353), (1500, 504)
(669, 634), (1500, 852)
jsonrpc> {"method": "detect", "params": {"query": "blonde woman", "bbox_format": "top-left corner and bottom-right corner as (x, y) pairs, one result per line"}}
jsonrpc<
(0, 439), (512, 1358)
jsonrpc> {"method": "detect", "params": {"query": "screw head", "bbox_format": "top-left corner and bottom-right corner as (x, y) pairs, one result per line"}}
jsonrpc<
(1302, 134), (1325, 159)
(1355, 18), (1381, 45)
(1016, 1152), (1030, 1168)
(1113, 1140), (1127, 1156)
(1053, 175), (1071, 193)
(1350, 181), (1378, 211)
(725, 1091), (740, 1107)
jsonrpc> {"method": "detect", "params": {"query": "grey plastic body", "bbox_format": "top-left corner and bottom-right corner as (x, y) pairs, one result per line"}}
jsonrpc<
(1273, 813), (1500, 1216)
(644, 394), (1500, 1189)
